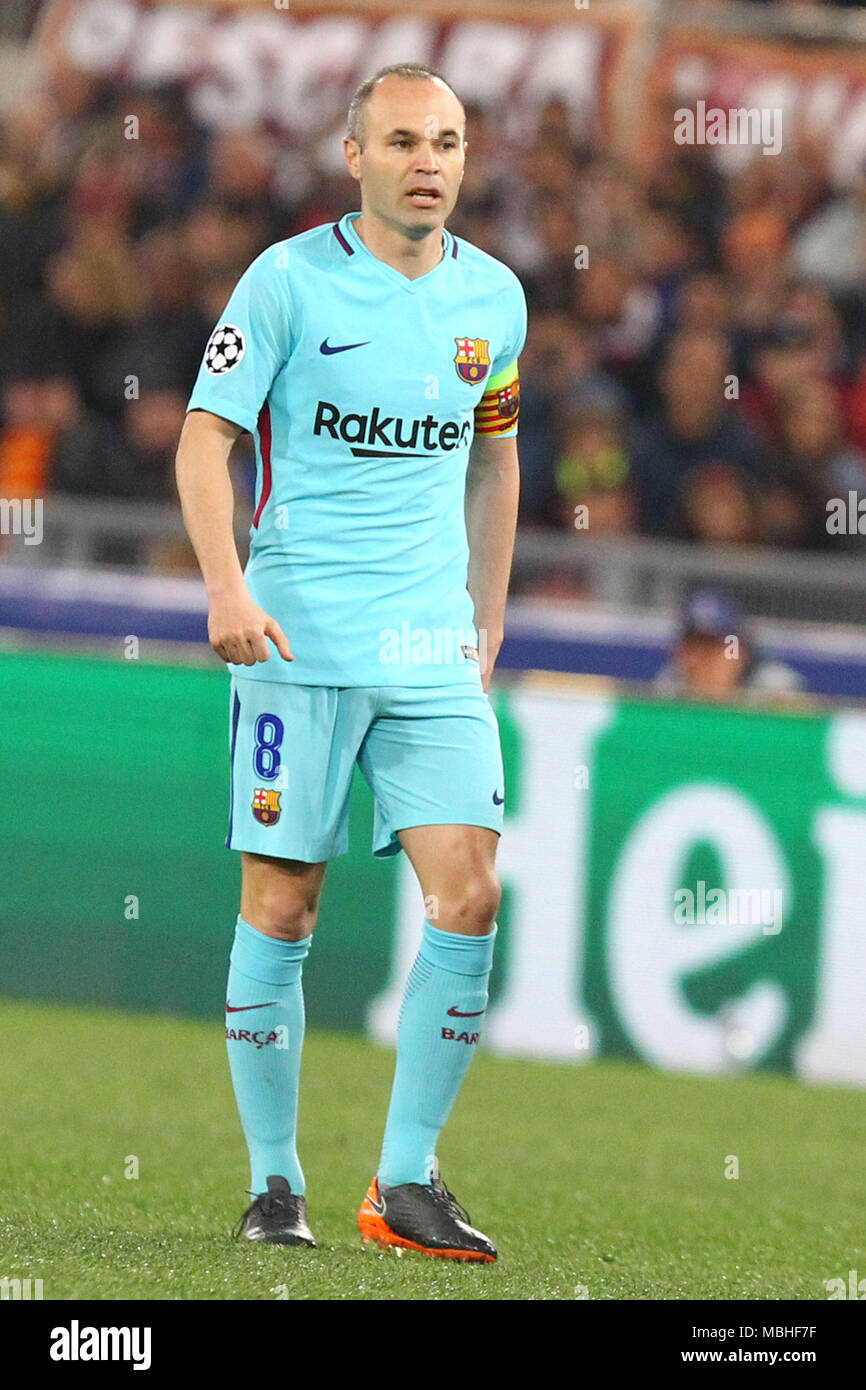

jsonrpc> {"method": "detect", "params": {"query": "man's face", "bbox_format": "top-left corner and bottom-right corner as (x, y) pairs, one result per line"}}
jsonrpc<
(676, 633), (744, 699)
(344, 77), (465, 239)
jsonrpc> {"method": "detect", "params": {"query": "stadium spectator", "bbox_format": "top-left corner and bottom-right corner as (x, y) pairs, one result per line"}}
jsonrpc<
(88, 226), (212, 423)
(767, 377), (866, 550)
(670, 463), (761, 546)
(572, 249), (662, 406)
(629, 330), (762, 536)
(722, 207), (789, 344)
(0, 99), (66, 312)
(740, 311), (837, 452)
(673, 271), (733, 339)
(515, 309), (601, 525)
(522, 193), (582, 313)
(0, 359), (143, 570)
(654, 589), (805, 702)
(41, 227), (145, 414)
(552, 381), (633, 534)
(120, 382), (190, 504)
(119, 87), (208, 237)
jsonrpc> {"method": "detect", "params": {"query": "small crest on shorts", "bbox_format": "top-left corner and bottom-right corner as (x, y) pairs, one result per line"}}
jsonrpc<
(252, 788), (281, 826)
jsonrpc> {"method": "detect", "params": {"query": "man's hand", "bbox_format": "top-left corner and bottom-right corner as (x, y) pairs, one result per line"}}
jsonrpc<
(208, 587), (293, 667)
(479, 625), (503, 695)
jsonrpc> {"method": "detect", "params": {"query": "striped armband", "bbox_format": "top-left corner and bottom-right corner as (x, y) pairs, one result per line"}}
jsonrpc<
(474, 360), (521, 437)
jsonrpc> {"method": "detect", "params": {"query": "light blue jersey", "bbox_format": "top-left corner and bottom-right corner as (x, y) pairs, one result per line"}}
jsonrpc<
(186, 211), (527, 687)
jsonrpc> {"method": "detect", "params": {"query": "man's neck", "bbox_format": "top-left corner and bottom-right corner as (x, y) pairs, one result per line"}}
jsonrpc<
(353, 211), (445, 282)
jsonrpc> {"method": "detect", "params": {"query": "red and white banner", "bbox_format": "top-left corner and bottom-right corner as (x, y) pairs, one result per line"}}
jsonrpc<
(649, 30), (866, 186)
(32, 1), (866, 183)
(34, 0), (623, 142)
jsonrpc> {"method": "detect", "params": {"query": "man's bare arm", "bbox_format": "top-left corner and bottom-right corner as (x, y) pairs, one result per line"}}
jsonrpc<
(464, 432), (520, 692)
(175, 409), (293, 667)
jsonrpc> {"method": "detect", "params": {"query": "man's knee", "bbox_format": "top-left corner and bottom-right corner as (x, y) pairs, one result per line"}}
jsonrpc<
(240, 857), (324, 941)
(250, 896), (318, 941)
(433, 869), (501, 935)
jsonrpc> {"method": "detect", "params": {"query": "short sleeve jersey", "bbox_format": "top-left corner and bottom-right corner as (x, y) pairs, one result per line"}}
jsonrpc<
(186, 211), (527, 687)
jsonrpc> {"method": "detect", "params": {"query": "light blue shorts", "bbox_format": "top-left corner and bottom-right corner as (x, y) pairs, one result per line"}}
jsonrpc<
(226, 678), (505, 861)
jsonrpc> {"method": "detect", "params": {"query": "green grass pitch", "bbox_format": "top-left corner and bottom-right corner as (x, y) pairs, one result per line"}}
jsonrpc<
(1, 997), (863, 1301)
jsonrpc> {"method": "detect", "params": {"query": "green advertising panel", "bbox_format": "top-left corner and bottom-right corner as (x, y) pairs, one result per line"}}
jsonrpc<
(585, 699), (828, 1073)
(2, 652), (864, 1085)
(0, 651), (396, 1030)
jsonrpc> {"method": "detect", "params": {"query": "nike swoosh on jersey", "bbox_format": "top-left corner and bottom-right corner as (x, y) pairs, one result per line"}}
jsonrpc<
(226, 1001), (278, 1013)
(319, 338), (371, 354)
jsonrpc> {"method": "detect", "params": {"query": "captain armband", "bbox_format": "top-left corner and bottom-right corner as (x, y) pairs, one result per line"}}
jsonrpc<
(473, 361), (520, 437)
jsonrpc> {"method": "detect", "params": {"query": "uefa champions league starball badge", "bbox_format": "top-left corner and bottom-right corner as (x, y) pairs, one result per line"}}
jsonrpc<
(204, 324), (246, 374)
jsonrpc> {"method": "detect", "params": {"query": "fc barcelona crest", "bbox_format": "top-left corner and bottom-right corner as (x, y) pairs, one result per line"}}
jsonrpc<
(454, 337), (491, 384)
(497, 379), (520, 420)
(252, 787), (281, 826)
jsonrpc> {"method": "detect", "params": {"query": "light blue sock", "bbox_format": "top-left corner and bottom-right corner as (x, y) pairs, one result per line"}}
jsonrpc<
(225, 916), (311, 1196)
(378, 918), (497, 1187)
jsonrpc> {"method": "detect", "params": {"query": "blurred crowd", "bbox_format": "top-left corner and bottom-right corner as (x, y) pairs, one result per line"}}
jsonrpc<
(1, 52), (866, 575)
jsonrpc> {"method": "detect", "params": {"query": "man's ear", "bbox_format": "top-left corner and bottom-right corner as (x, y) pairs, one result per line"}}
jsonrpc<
(343, 135), (362, 181)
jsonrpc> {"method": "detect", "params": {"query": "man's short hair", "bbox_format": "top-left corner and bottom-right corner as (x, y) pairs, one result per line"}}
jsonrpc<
(346, 63), (464, 149)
